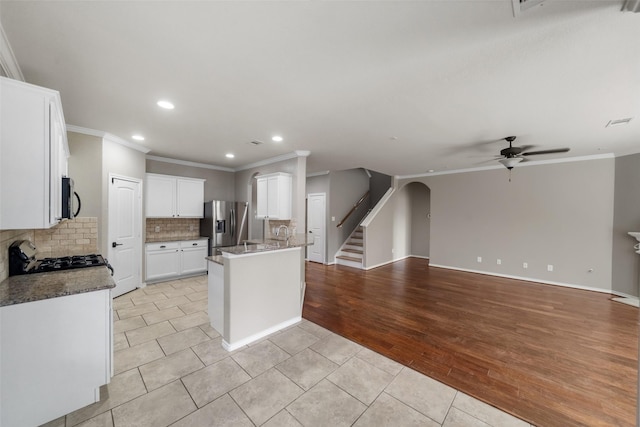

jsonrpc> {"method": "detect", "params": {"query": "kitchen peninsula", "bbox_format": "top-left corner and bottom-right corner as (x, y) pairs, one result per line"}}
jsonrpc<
(207, 234), (313, 350)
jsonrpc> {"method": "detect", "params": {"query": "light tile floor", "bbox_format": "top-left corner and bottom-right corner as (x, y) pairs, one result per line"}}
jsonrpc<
(43, 275), (534, 427)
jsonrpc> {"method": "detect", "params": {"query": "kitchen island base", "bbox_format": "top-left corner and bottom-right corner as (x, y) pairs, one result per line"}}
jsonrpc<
(208, 246), (306, 351)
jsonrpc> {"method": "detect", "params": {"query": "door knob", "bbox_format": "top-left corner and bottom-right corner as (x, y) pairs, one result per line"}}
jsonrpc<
(112, 242), (123, 248)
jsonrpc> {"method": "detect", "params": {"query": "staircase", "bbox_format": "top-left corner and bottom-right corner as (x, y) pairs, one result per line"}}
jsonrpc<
(335, 226), (364, 269)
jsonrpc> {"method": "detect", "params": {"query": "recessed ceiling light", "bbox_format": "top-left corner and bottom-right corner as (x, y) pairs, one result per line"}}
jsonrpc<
(157, 100), (175, 110)
(427, 169), (435, 173)
(132, 135), (145, 141)
(272, 136), (283, 142)
(225, 153), (235, 159)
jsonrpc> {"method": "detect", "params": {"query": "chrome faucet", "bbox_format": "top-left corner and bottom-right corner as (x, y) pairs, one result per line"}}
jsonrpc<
(276, 225), (289, 240)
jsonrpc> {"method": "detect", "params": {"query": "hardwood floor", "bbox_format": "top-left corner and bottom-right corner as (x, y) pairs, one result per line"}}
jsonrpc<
(302, 258), (639, 427)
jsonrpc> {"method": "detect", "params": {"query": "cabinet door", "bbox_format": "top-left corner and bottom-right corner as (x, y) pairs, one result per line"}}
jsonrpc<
(146, 248), (180, 281)
(176, 178), (204, 218)
(0, 290), (111, 427)
(275, 174), (292, 220)
(49, 102), (65, 226)
(0, 78), (51, 229)
(256, 177), (269, 218)
(181, 246), (208, 275)
(267, 176), (280, 218)
(145, 175), (176, 217)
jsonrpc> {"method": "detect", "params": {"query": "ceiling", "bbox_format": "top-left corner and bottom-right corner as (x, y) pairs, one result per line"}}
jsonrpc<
(1, 1), (639, 176)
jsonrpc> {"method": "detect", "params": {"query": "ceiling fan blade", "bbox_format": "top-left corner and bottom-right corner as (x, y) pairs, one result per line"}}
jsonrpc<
(518, 145), (536, 153)
(474, 157), (502, 165)
(522, 148), (570, 156)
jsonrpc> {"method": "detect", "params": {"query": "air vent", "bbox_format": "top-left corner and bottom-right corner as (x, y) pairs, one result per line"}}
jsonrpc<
(249, 140), (264, 146)
(622, 0), (640, 13)
(606, 118), (633, 127)
(512, 0), (546, 17)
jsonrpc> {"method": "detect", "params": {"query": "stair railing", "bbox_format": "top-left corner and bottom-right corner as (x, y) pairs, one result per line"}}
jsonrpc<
(336, 191), (370, 228)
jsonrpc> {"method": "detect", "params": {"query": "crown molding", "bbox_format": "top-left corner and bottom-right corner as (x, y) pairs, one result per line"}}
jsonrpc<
(0, 22), (24, 81)
(396, 153), (616, 180)
(146, 155), (235, 172)
(66, 125), (150, 153)
(307, 170), (330, 178)
(234, 151), (311, 172)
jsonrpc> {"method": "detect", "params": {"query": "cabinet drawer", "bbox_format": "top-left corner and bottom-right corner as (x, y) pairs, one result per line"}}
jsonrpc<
(146, 242), (180, 251)
(180, 239), (208, 248)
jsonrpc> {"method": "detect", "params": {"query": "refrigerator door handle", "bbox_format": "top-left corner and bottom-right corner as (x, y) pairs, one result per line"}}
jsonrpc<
(231, 208), (235, 239)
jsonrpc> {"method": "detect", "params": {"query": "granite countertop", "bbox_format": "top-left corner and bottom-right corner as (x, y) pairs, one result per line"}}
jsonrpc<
(0, 267), (115, 307)
(146, 236), (209, 243)
(206, 255), (224, 265)
(218, 233), (314, 255)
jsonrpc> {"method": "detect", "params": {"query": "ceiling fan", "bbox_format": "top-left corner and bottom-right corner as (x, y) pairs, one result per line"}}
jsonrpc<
(496, 136), (570, 170)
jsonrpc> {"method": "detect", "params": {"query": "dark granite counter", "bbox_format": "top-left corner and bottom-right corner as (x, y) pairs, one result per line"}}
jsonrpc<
(206, 255), (224, 265)
(145, 236), (209, 243)
(218, 234), (314, 255)
(0, 267), (115, 307)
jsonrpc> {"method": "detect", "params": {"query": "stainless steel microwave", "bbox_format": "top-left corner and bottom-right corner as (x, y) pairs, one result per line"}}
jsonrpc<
(61, 177), (80, 219)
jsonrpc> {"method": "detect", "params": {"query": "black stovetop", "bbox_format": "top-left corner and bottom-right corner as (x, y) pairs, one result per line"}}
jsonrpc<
(32, 254), (107, 273)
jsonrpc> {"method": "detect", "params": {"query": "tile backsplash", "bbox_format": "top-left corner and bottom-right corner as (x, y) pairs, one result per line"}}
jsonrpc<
(0, 217), (98, 282)
(265, 218), (297, 239)
(146, 218), (200, 241)
(34, 217), (98, 258)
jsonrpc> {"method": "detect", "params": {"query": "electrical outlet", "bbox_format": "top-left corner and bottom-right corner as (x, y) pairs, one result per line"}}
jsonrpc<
(547, 264), (554, 272)
(477, 256), (482, 263)
(496, 259), (501, 265)
(189, 224), (194, 231)
(154, 226), (160, 233)
(331, 216), (335, 222)
(523, 262), (528, 269)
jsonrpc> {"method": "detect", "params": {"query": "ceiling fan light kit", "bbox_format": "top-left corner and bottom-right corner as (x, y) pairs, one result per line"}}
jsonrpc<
(498, 157), (523, 170)
(493, 136), (570, 171)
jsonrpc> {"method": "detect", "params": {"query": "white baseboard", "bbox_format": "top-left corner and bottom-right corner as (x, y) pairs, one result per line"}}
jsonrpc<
(429, 263), (618, 296)
(364, 254), (429, 270)
(221, 316), (302, 351)
(612, 297), (639, 308)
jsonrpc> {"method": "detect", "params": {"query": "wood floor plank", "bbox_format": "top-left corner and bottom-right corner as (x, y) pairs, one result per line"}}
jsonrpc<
(302, 258), (639, 427)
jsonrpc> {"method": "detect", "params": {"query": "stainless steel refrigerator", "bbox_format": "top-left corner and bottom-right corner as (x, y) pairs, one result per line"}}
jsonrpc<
(200, 201), (249, 255)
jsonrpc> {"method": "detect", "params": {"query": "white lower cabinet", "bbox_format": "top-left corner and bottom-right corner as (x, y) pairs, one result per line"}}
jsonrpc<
(0, 290), (112, 427)
(146, 239), (208, 282)
(145, 242), (181, 282)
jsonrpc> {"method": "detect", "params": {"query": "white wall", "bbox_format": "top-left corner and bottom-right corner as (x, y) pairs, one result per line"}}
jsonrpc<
(612, 153), (640, 297)
(381, 158), (616, 292)
(68, 132), (102, 224)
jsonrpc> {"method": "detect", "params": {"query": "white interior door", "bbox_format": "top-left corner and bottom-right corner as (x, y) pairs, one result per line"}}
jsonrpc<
(108, 175), (142, 297)
(307, 193), (326, 263)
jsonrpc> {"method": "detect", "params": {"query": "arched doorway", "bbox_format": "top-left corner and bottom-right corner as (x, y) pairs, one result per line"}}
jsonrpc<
(404, 181), (431, 259)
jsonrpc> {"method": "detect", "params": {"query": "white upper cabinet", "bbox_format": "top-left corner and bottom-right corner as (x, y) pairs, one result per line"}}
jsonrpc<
(145, 174), (177, 217)
(255, 172), (292, 220)
(145, 173), (205, 218)
(176, 178), (205, 217)
(0, 77), (69, 229)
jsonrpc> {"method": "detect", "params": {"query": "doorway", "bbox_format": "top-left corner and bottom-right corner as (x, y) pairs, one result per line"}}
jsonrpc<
(307, 193), (326, 263)
(108, 174), (142, 297)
